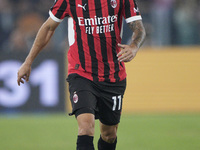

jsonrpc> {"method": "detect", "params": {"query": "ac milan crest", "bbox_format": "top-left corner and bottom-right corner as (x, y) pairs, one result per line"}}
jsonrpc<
(110, 0), (117, 8)
(73, 92), (78, 103)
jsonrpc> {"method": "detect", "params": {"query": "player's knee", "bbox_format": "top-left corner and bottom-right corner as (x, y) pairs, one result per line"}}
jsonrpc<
(101, 133), (117, 143)
(78, 121), (95, 136)
(77, 114), (95, 136)
(101, 129), (117, 143)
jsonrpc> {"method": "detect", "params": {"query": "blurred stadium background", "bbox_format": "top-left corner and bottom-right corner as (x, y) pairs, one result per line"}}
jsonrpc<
(0, 0), (200, 149)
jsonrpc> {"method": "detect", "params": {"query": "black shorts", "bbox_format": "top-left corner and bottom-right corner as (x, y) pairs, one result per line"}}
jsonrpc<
(67, 74), (126, 125)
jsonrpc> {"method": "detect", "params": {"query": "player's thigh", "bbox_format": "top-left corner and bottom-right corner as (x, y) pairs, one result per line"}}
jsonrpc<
(98, 95), (123, 126)
(67, 74), (97, 116)
(97, 79), (126, 125)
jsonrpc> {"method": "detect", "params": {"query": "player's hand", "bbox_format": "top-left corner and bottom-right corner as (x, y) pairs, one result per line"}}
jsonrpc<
(117, 43), (138, 62)
(17, 62), (32, 86)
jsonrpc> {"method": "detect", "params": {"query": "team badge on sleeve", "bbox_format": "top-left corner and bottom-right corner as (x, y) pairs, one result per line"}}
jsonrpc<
(110, 0), (117, 8)
(73, 91), (78, 103)
(134, 7), (139, 13)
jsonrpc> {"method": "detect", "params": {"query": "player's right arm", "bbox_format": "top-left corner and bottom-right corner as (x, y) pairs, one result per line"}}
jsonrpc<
(17, 17), (60, 86)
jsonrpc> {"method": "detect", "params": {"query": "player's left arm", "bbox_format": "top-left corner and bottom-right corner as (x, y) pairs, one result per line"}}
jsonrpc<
(117, 20), (146, 62)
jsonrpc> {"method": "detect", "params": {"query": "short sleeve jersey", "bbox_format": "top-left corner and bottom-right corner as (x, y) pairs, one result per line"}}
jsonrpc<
(50, 0), (142, 82)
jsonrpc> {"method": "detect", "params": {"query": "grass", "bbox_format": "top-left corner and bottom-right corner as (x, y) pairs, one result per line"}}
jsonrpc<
(0, 113), (200, 150)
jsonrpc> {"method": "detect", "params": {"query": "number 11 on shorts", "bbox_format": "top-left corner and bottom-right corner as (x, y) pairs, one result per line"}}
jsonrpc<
(112, 95), (122, 111)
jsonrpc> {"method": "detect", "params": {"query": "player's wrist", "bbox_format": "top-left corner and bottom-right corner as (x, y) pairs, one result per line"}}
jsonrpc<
(24, 58), (33, 66)
(129, 43), (139, 52)
(130, 41), (139, 47)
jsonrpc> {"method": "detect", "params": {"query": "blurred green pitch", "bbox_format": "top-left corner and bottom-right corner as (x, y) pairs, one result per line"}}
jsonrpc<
(0, 114), (200, 150)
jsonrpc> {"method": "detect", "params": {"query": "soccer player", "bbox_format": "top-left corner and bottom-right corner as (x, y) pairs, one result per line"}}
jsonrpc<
(17, 0), (146, 149)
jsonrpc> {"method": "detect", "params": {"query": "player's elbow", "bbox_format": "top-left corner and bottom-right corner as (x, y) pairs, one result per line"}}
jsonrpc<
(42, 17), (60, 32)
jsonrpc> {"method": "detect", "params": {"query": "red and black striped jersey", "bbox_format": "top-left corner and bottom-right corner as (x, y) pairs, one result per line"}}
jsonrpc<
(49, 0), (142, 82)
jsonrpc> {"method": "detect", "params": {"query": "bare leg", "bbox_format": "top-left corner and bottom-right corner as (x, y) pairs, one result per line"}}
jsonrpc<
(98, 121), (118, 150)
(76, 113), (95, 150)
(77, 113), (95, 136)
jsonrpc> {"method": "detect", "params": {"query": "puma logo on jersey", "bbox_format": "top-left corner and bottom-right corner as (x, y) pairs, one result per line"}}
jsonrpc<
(78, 4), (87, 11)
